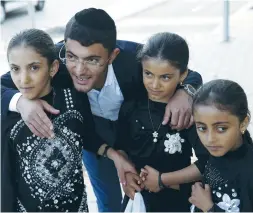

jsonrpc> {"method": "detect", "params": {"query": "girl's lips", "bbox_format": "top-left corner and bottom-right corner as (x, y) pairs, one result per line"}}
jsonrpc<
(20, 87), (34, 93)
(148, 89), (162, 95)
(207, 146), (222, 151)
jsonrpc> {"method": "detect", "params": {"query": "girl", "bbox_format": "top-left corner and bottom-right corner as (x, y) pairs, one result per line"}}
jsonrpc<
(142, 79), (253, 212)
(1, 29), (135, 212)
(114, 32), (208, 212)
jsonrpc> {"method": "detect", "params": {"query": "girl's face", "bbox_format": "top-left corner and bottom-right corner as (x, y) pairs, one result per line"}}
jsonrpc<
(142, 58), (187, 103)
(8, 46), (58, 99)
(194, 105), (248, 157)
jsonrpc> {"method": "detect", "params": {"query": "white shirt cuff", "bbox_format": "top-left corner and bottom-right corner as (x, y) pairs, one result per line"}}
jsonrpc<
(9, 93), (22, 112)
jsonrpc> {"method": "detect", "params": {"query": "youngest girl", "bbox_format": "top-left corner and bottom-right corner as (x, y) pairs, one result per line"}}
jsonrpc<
(142, 79), (253, 212)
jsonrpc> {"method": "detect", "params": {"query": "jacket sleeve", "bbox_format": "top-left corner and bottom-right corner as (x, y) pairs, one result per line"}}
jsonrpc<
(1, 75), (19, 120)
(183, 69), (203, 89)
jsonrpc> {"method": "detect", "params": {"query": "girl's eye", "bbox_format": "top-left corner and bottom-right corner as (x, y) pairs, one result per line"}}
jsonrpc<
(31, 65), (39, 71)
(162, 75), (171, 81)
(10, 67), (19, 72)
(196, 126), (206, 132)
(144, 71), (152, 77)
(217, 126), (227, 133)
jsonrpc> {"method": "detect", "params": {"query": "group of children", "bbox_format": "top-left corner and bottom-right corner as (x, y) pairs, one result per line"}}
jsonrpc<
(1, 26), (253, 213)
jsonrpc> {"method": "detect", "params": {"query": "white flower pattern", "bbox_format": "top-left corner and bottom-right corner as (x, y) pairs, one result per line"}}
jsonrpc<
(164, 133), (185, 154)
(217, 193), (240, 212)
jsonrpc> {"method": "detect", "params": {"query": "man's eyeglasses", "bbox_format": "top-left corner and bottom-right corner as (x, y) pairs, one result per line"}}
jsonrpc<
(59, 44), (110, 71)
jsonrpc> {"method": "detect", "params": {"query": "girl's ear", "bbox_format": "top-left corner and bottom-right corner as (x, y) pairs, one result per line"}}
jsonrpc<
(50, 59), (59, 78)
(240, 116), (250, 134)
(179, 68), (188, 83)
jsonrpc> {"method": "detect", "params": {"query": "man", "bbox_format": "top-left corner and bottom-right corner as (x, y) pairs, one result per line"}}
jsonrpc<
(1, 8), (202, 212)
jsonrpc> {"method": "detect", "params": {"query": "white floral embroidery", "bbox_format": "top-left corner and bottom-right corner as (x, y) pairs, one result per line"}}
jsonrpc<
(164, 133), (185, 154)
(217, 193), (240, 212)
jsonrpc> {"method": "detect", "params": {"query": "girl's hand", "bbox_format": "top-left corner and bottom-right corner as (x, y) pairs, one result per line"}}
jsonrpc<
(142, 165), (161, 193)
(140, 168), (149, 181)
(189, 182), (214, 212)
(123, 172), (144, 200)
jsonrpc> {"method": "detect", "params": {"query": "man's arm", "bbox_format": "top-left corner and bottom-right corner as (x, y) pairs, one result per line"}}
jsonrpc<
(163, 69), (203, 129)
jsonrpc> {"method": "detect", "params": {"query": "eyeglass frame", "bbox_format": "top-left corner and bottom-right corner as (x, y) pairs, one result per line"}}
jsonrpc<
(58, 43), (111, 69)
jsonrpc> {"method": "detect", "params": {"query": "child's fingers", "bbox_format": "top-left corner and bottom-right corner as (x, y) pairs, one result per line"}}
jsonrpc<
(205, 184), (211, 191)
(140, 168), (149, 175)
(141, 176), (146, 182)
(130, 181), (142, 192)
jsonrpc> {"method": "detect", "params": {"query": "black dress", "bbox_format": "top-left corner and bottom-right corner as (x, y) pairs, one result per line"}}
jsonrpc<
(1, 88), (103, 212)
(114, 98), (208, 212)
(194, 142), (253, 212)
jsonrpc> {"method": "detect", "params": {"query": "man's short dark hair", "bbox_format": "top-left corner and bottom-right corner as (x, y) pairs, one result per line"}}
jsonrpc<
(64, 8), (117, 52)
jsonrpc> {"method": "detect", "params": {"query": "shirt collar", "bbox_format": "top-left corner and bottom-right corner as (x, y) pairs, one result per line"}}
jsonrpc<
(104, 64), (114, 87)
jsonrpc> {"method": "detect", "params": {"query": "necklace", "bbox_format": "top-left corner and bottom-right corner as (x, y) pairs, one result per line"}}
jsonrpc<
(148, 99), (163, 143)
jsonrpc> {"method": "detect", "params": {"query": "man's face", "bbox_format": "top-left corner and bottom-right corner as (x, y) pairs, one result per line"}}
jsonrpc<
(65, 39), (111, 92)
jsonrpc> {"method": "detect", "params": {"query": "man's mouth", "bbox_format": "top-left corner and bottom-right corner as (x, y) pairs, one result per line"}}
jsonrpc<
(75, 75), (91, 85)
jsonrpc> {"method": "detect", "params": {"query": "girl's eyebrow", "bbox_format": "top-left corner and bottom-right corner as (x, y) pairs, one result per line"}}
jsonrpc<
(195, 121), (230, 125)
(9, 63), (19, 66)
(161, 73), (174, 76)
(144, 69), (174, 76)
(9, 62), (41, 66)
(28, 62), (41, 66)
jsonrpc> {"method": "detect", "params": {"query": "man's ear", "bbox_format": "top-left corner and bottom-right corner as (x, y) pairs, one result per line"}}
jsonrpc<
(50, 60), (60, 78)
(240, 115), (250, 134)
(108, 48), (120, 64)
(180, 69), (188, 83)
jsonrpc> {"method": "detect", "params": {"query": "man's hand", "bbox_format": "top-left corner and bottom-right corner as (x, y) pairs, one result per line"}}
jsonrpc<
(163, 89), (193, 130)
(123, 172), (144, 200)
(109, 150), (138, 186)
(189, 182), (214, 212)
(140, 165), (161, 193)
(17, 96), (60, 138)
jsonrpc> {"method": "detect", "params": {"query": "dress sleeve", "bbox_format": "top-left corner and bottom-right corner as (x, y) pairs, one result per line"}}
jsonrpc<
(186, 126), (209, 174)
(114, 101), (135, 153)
(73, 91), (103, 153)
(1, 122), (17, 212)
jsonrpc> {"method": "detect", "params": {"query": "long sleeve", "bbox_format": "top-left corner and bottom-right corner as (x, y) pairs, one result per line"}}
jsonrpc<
(1, 72), (19, 119)
(1, 123), (17, 212)
(74, 91), (103, 153)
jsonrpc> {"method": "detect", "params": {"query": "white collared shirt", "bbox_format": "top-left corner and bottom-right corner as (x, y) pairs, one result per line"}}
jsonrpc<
(87, 64), (124, 121)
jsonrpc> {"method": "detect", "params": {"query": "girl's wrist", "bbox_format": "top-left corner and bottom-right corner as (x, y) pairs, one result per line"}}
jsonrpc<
(203, 202), (214, 212)
(158, 172), (167, 190)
